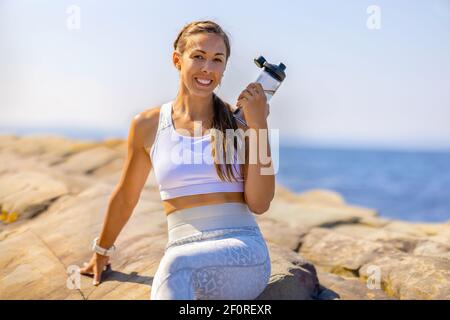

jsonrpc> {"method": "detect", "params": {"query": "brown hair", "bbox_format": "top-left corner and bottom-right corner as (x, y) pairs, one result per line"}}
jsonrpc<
(173, 20), (245, 183)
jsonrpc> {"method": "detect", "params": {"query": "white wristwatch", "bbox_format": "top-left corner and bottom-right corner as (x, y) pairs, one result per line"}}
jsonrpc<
(91, 237), (116, 256)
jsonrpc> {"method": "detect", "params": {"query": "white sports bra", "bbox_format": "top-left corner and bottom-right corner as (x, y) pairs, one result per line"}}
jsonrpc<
(148, 100), (244, 200)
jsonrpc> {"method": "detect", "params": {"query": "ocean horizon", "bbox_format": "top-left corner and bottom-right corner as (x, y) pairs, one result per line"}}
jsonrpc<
(1, 126), (450, 223)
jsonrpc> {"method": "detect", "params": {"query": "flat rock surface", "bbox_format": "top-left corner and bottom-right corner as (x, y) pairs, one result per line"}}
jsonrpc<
(1, 134), (449, 299)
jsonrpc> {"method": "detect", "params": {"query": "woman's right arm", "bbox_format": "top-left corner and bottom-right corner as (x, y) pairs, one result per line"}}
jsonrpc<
(80, 108), (158, 285)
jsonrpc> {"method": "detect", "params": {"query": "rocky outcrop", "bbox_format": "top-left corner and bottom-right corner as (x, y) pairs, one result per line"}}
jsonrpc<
(0, 134), (449, 299)
(0, 171), (69, 221)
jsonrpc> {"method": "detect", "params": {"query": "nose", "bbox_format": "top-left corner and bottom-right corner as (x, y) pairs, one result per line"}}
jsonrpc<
(200, 61), (215, 74)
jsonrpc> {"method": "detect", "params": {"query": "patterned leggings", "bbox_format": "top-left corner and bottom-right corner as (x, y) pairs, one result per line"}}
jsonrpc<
(150, 203), (271, 300)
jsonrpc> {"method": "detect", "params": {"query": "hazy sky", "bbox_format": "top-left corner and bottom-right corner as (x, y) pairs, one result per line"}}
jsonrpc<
(1, 0), (449, 150)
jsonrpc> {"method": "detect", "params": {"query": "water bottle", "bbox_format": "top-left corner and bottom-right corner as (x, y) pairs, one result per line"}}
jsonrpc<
(233, 55), (287, 127)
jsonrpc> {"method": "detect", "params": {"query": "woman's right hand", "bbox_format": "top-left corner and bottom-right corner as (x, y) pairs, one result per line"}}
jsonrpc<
(80, 252), (111, 286)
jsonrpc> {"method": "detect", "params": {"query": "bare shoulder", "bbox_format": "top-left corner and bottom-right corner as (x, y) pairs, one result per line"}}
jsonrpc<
(131, 105), (162, 153)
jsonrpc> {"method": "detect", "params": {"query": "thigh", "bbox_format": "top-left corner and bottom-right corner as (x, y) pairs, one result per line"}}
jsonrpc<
(191, 255), (271, 300)
(151, 232), (271, 300)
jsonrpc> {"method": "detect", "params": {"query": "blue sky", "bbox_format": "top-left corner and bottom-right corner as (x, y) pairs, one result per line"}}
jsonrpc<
(1, 0), (449, 150)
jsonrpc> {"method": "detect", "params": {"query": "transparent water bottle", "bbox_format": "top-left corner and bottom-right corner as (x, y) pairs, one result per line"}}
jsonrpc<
(233, 55), (287, 127)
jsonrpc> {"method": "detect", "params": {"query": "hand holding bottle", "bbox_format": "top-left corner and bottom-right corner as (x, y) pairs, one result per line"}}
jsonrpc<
(236, 83), (270, 127)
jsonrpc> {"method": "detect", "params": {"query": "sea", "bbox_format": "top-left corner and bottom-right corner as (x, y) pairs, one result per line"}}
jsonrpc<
(278, 144), (450, 223)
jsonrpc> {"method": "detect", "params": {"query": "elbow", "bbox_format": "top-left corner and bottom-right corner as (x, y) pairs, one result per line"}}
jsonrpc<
(245, 190), (274, 215)
(247, 201), (271, 215)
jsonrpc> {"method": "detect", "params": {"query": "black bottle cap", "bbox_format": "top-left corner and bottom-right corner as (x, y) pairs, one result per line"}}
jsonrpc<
(254, 56), (267, 68)
(254, 55), (287, 82)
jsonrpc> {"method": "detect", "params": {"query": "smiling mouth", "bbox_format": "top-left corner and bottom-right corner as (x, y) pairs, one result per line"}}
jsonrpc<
(194, 77), (213, 87)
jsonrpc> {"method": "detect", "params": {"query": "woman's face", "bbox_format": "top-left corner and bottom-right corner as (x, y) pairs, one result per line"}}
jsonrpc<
(174, 33), (227, 97)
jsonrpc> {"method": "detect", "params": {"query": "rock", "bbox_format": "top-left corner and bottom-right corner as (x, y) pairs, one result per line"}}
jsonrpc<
(272, 188), (383, 228)
(412, 240), (450, 260)
(382, 220), (448, 237)
(1, 134), (449, 300)
(0, 151), (51, 176)
(316, 271), (395, 300)
(26, 184), (166, 265)
(90, 157), (126, 180)
(0, 134), (97, 165)
(359, 253), (450, 299)
(256, 242), (323, 300)
(430, 227), (450, 244)
(0, 182), (169, 300)
(300, 228), (450, 299)
(332, 224), (421, 253)
(0, 151), (92, 194)
(55, 146), (121, 174)
(294, 189), (347, 206)
(332, 224), (450, 258)
(92, 158), (160, 191)
(299, 228), (397, 277)
(274, 186), (346, 206)
(85, 232), (168, 300)
(357, 215), (391, 228)
(0, 171), (69, 220)
(255, 216), (307, 251)
(264, 197), (378, 232)
(0, 229), (83, 299)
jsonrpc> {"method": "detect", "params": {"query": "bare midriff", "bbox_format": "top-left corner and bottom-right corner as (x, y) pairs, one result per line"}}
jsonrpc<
(162, 192), (246, 216)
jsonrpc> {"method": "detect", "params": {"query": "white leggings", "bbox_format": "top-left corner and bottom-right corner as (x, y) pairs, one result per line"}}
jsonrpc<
(150, 202), (271, 300)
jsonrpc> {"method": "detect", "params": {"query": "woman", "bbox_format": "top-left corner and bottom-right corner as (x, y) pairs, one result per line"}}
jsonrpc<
(80, 20), (275, 300)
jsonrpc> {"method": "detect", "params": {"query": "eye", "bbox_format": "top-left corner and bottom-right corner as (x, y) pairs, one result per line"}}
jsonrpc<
(193, 55), (222, 62)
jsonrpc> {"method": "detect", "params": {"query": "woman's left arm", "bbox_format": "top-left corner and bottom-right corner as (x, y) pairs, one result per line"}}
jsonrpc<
(237, 83), (275, 215)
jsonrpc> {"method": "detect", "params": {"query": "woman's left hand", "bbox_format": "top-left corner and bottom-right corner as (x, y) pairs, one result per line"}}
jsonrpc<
(236, 82), (269, 127)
